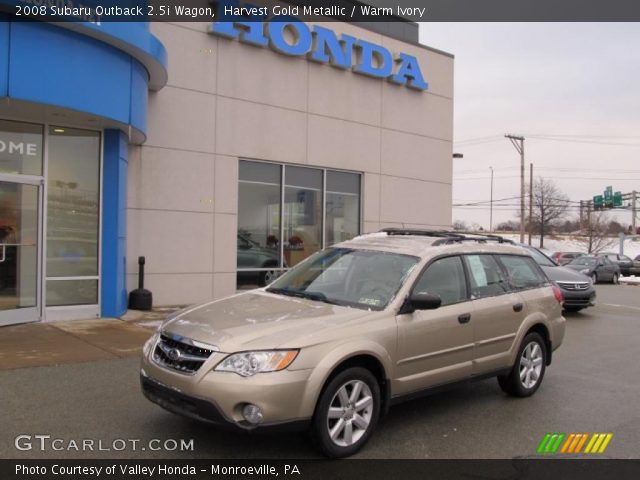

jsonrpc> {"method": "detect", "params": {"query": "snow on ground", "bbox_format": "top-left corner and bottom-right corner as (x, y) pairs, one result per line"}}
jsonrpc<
(495, 233), (640, 259)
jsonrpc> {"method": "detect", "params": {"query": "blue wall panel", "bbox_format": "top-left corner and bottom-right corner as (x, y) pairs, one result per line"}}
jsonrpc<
(101, 129), (129, 317)
(130, 59), (149, 135)
(0, 17), (9, 97)
(10, 22), (132, 127)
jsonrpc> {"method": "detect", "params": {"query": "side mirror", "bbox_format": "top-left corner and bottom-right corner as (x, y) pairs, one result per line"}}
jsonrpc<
(400, 292), (442, 314)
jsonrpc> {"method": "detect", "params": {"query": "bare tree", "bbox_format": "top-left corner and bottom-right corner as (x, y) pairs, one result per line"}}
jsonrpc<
(452, 220), (468, 231)
(577, 211), (616, 254)
(528, 178), (571, 248)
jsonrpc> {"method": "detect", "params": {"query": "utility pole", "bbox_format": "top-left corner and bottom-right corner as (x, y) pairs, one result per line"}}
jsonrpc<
(489, 166), (494, 232)
(633, 190), (638, 234)
(528, 163), (533, 246)
(505, 134), (525, 243)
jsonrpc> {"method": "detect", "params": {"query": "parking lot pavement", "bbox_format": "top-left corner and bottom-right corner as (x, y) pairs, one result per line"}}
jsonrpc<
(1, 285), (639, 459)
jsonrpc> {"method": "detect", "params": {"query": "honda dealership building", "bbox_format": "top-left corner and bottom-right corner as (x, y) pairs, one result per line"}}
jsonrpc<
(0, 3), (453, 325)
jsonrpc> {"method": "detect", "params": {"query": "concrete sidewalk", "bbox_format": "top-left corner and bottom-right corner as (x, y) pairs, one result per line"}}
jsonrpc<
(0, 309), (178, 370)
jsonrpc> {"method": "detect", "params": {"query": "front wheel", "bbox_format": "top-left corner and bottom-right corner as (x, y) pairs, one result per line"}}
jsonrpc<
(612, 273), (619, 285)
(498, 332), (547, 397)
(312, 367), (380, 458)
(591, 272), (598, 284)
(258, 268), (277, 286)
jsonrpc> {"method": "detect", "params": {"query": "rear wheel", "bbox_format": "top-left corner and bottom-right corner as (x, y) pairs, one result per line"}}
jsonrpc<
(591, 272), (598, 284)
(498, 332), (547, 397)
(612, 273), (619, 285)
(312, 367), (380, 458)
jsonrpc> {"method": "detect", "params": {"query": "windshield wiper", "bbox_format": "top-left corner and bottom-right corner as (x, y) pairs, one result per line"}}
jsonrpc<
(266, 288), (344, 306)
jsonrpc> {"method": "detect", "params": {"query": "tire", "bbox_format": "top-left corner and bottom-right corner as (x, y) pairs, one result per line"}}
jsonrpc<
(258, 268), (277, 287)
(563, 306), (583, 312)
(591, 272), (598, 284)
(497, 332), (547, 398)
(312, 367), (381, 458)
(612, 273), (619, 285)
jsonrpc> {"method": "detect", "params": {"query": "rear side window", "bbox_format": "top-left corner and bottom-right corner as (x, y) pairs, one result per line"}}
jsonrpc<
(463, 255), (510, 299)
(413, 256), (467, 306)
(498, 255), (548, 290)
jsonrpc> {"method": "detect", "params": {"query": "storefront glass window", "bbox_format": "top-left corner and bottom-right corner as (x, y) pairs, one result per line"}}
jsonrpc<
(284, 166), (322, 268)
(326, 171), (360, 246)
(0, 120), (43, 176)
(46, 126), (100, 306)
(237, 160), (361, 288)
(237, 161), (282, 287)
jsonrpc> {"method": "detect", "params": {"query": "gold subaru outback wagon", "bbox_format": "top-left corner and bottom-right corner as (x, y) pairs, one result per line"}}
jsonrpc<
(141, 229), (565, 458)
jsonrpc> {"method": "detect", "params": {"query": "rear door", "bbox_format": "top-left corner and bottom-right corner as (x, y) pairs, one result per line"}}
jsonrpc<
(463, 254), (525, 375)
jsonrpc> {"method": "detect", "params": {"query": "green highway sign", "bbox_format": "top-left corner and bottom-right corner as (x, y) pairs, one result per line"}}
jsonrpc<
(593, 187), (623, 209)
(593, 195), (604, 208)
(613, 191), (623, 207)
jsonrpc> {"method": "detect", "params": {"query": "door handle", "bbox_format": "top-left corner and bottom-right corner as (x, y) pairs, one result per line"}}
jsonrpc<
(513, 303), (523, 312)
(458, 313), (471, 324)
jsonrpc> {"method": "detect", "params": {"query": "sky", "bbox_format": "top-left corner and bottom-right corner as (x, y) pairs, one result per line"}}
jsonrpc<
(418, 23), (640, 230)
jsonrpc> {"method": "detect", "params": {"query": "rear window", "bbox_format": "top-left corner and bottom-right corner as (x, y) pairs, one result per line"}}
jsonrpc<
(463, 255), (510, 299)
(497, 255), (548, 290)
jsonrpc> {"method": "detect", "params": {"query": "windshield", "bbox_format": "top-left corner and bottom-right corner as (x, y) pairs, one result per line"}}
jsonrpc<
(569, 257), (597, 266)
(525, 247), (556, 267)
(266, 248), (419, 310)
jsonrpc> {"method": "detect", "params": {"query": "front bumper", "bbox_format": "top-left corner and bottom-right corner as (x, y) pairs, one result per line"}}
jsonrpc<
(140, 373), (309, 432)
(140, 346), (314, 431)
(560, 288), (596, 308)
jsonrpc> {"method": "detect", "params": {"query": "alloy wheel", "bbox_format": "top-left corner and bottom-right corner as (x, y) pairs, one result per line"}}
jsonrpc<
(263, 270), (276, 285)
(519, 341), (544, 389)
(326, 380), (373, 447)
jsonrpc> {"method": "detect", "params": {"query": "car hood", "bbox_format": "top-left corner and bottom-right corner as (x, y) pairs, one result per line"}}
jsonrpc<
(161, 291), (373, 352)
(541, 265), (592, 282)
(563, 264), (593, 273)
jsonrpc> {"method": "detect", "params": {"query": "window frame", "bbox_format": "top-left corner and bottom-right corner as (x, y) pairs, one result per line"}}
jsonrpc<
(237, 159), (362, 280)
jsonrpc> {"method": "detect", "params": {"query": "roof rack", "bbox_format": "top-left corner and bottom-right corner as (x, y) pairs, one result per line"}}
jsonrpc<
(379, 228), (515, 245)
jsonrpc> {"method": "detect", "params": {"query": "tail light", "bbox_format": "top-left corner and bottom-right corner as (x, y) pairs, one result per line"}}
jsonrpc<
(552, 285), (564, 304)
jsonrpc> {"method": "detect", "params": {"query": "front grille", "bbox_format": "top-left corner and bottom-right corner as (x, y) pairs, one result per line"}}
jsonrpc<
(152, 333), (216, 375)
(557, 281), (590, 291)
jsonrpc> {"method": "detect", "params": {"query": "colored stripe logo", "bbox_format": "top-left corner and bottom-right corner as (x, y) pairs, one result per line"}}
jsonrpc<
(537, 433), (613, 454)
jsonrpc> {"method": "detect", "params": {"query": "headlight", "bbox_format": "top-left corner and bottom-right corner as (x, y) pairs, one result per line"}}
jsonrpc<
(215, 350), (299, 377)
(143, 332), (159, 356)
(580, 269), (590, 275)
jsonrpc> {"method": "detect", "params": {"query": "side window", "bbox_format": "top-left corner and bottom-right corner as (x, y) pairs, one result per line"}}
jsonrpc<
(498, 255), (547, 290)
(413, 256), (467, 306)
(463, 254), (510, 299)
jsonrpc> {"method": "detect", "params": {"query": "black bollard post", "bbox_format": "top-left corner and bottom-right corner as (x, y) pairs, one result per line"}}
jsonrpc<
(128, 256), (152, 311)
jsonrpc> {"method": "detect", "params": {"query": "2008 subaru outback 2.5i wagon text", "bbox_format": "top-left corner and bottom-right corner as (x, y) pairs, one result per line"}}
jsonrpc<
(141, 229), (565, 458)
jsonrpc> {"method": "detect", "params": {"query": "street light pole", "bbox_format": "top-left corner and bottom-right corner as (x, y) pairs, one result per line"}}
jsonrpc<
(528, 163), (533, 246)
(505, 134), (525, 243)
(489, 166), (494, 233)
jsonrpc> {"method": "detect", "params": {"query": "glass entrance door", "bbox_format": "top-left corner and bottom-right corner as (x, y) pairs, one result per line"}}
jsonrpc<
(0, 177), (40, 326)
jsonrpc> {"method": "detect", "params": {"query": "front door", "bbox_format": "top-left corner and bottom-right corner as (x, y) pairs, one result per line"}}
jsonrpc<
(0, 176), (41, 326)
(395, 255), (474, 395)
